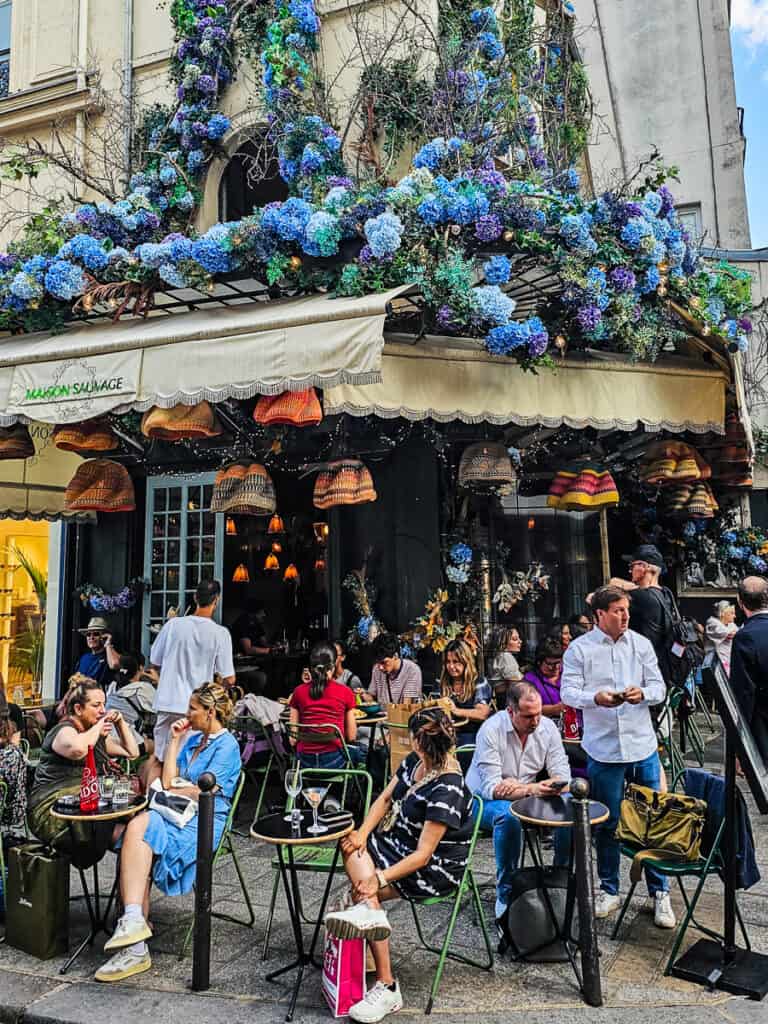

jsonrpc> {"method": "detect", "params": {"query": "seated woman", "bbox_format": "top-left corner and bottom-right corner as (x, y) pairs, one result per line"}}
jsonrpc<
(289, 641), (362, 768)
(324, 708), (474, 1023)
(0, 688), (27, 844)
(524, 637), (565, 719)
(439, 638), (492, 747)
(106, 653), (157, 757)
(28, 678), (138, 863)
(334, 638), (362, 691)
(488, 626), (523, 706)
(95, 681), (240, 983)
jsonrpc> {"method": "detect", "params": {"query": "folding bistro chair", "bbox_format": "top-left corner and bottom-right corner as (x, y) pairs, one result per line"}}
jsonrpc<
(180, 770), (255, 957)
(283, 722), (359, 770)
(231, 714), (285, 829)
(611, 769), (750, 974)
(262, 766), (372, 960)
(402, 795), (494, 1014)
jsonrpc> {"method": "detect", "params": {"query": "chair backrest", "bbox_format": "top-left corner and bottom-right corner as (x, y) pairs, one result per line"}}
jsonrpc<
(232, 715), (270, 740)
(286, 766), (373, 822)
(218, 770), (246, 851)
(284, 721), (349, 754)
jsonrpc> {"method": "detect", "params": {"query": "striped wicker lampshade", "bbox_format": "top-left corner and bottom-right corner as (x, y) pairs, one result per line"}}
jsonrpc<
(53, 419), (118, 453)
(64, 459), (135, 513)
(141, 401), (223, 441)
(0, 423), (34, 460)
(313, 459), (377, 509)
(253, 388), (323, 428)
(210, 462), (276, 515)
(639, 441), (711, 485)
(547, 464), (619, 510)
(458, 442), (515, 489)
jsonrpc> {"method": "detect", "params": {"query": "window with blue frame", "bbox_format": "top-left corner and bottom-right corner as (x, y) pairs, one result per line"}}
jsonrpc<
(0, 2), (11, 99)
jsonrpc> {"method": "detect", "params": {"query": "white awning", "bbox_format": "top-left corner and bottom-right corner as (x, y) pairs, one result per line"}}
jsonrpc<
(0, 422), (92, 521)
(324, 342), (728, 433)
(0, 287), (407, 425)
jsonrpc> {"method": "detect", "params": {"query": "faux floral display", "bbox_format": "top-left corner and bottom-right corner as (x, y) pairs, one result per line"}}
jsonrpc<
(75, 578), (149, 614)
(446, 542), (473, 585)
(403, 588), (479, 655)
(493, 562), (551, 611)
(681, 515), (768, 589)
(342, 562), (385, 650)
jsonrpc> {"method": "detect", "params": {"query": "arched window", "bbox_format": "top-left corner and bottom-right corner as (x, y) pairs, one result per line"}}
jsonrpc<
(218, 136), (289, 220)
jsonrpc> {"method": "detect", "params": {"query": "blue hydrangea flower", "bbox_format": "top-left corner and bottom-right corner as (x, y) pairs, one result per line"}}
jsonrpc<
(356, 614), (374, 640)
(44, 260), (87, 300)
(473, 285), (516, 325)
(621, 216), (653, 249)
(364, 211), (403, 258)
(303, 210), (342, 257)
(262, 198), (313, 242)
(483, 255), (512, 285)
(206, 113), (230, 140)
(446, 564), (470, 584)
(413, 137), (448, 171)
(289, 0), (320, 35)
(416, 194), (445, 226)
(477, 31), (504, 61)
(59, 235), (110, 272)
(187, 149), (205, 173)
(158, 263), (190, 289)
(450, 543), (473, 564)
(21, 255), (49, 281)
(300, 143), (326, 175)
(191, 238), (231, 274)
(159, 165), (178, 186)
(10, 273), (42, 302)
(486, 321), (529, 354)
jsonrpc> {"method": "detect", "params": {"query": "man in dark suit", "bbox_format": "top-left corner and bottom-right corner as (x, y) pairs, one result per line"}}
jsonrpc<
(730, 576), (768, 761)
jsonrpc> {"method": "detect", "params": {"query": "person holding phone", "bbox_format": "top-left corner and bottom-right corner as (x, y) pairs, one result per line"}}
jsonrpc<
(465, 682), (571, 919)
(561, 584), (673, 930)
(74, 616), (121, 687)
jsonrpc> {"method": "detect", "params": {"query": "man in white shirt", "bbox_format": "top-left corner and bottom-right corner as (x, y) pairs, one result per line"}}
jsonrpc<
(466, 682), (571, 917)
(561, 584), (674, 929)
(149, 579), (235, 769)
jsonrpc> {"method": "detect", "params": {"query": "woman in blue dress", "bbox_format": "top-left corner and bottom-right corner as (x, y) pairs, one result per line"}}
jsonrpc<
(95, 681), (241, 983)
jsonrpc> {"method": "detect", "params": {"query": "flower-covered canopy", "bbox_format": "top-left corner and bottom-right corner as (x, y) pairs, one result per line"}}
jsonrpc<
(0, 0), (753, 373)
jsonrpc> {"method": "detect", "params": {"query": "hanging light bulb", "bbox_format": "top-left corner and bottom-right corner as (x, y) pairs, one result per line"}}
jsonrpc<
(314, 557), (327, 572)
(527, 517), (536, 531)
(268, 513), (285, 534)
(264, 553), (280, 571)
(271, 541), (282, 554)
(232, 563), (250, 583)
(313, 522), (329, 544)
(225, 517), (237, 536)
(283, 563), (300, 583)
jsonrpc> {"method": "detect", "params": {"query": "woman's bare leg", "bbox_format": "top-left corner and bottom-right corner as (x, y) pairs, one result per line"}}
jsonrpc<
(342, 848), (397, 985)
(119, 812), (154, 910)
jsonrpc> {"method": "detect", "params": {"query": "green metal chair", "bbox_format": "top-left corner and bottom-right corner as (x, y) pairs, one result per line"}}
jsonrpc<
(231, 715), (284, 829)
(179, 770), (255, 957)
(261, 766), (373, 961)
(611, 770), (750, 975)
(402, 794), (494, 1014)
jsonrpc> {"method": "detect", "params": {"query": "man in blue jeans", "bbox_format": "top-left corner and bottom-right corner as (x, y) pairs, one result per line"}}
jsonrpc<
(466, 682), (571, 919)
(561, 584), (675, 929)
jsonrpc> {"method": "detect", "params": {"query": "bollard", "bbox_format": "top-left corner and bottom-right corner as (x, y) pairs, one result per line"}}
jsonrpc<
(570, 777), (603, 1007)
(192, 771), (217, 992)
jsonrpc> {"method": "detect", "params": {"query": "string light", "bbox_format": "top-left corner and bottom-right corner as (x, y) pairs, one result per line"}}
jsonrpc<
(225, 517), (237, 536)
(232, 563), (250, 583)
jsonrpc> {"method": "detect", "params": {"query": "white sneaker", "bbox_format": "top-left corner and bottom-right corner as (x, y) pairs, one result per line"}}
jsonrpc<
(324, 902), (392, 942)
(104, 913), (152, 952)
(593, 890), (621, 918)
(349, 980), (403, 1022)
(653, 891), (676, 929)
(95, 948), (151, 982)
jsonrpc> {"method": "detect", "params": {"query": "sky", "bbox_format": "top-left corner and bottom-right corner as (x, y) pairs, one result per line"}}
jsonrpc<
(731, 0), (768, 249)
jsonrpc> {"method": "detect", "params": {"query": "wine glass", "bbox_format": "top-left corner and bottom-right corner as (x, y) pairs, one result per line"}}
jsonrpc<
(302, 784), (329, 834)
(283, 765), (303, 821)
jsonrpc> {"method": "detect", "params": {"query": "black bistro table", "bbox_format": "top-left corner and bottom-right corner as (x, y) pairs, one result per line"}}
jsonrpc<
(509, 793), (609, 986)
(51, 794), (147, 974)
(251, 810), (353, 1021)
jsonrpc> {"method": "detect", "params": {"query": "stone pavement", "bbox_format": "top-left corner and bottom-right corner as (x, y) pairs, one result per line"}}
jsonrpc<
(3, 724), (768, 1024)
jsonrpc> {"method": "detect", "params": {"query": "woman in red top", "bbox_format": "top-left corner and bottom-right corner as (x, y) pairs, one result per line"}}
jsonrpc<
(289, 641), (363, 768)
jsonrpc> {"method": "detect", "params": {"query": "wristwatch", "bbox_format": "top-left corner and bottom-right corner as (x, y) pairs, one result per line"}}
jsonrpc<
(376, 869), (388, 890)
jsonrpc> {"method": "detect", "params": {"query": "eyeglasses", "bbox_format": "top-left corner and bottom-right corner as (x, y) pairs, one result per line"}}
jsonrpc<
(85, 632), (103, 638)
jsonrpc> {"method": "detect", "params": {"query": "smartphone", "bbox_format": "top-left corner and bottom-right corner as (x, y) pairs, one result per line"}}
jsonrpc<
(549, 779), (568, 792)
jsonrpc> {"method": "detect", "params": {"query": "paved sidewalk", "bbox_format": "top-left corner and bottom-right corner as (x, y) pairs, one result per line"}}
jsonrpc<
(2, 726), (768, 1023)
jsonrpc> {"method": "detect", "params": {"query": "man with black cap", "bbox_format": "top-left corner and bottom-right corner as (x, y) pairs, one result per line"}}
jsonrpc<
(611, 544), (675, 684)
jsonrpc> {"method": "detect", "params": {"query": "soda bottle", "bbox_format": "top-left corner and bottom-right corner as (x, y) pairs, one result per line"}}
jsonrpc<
(79, 744), (99, 812)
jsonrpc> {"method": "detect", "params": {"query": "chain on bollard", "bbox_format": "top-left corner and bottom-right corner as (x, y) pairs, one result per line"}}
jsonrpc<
(570, 777), (603, 1007)
(192, 771), (217, 992)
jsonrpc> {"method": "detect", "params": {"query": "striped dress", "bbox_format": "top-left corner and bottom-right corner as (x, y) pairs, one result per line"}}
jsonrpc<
(368, 753), (474, 899)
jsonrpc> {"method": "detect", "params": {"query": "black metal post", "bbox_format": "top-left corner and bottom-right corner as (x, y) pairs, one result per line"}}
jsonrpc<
(192, 771), (217, 992)
(723, 731), (738, 963)
(570, 778), (603, 1007)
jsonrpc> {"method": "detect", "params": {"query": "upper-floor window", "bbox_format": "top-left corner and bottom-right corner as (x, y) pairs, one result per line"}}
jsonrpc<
(219, 136), (289, 221)
(676, 203), (703, 242)
(0, 1), (10, 99)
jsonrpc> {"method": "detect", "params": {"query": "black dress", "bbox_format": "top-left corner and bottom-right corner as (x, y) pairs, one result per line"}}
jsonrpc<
(367, 753), (474, 899)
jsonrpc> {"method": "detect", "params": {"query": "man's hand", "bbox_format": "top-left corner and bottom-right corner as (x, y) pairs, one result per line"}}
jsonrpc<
(493, 780), (519, 800)
(536, 779), (562, 796)
(594, 690), (624, 707)
(623, 686), (644, 705)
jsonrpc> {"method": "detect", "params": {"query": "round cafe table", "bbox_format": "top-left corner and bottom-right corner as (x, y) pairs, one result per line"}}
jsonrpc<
(51, 794), (147, 974)
(251, 810), (353, 1022)
(509, 793), (609, 987)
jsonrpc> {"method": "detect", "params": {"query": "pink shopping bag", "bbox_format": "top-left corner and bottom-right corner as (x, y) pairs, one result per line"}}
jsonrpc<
(322, 930), (365, 1017)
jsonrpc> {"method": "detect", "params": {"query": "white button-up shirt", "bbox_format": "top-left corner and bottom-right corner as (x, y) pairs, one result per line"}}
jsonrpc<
(466, 710), (571, 803)
(560, 626), (666, 765)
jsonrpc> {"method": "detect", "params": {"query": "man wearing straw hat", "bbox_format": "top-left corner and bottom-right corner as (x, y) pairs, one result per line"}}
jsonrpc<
(75, 616), (121, 687)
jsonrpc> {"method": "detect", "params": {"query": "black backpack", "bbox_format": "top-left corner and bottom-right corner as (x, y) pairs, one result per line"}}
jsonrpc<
(496, 866), (577, 962)
(657, 587), (704, 688)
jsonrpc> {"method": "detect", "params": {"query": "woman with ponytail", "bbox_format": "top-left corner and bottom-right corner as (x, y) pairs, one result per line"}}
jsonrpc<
(106, 653), (157, 756)
(324, 707), (474, 1021)
(289, 641), (363, 768)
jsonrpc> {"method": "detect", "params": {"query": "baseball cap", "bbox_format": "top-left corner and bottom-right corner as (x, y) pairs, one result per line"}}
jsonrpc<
(621, 544), (665, 570)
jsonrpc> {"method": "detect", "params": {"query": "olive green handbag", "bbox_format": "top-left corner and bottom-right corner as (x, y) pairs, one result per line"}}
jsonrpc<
(5, 843), (70, 959)
(616, 784), (706, 883)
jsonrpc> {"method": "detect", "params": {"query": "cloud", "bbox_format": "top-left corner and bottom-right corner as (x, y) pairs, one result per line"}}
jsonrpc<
(732, 0), (768, 48)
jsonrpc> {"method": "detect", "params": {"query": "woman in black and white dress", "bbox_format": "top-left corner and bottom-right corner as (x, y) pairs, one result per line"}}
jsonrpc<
(325, 708), (474, 1023)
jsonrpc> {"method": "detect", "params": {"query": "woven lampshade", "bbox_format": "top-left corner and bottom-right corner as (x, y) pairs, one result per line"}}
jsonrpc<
(547, 464), (619, 510)
(253, 388), (323, 428)
(141, 401), (223, 441)
(662, 481), (718, 519)
(458, 442), (515, 489)
(0, 423), (34, 460)
(639, 441), (710, 485)
(210, 462), (276, 515)
(53, 419), (118, 453)
(64, 459), (135, 513)
(313, 459), (377, 509)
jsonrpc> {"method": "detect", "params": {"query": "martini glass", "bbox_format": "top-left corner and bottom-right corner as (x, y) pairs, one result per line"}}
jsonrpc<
(302, 784), (329, 834)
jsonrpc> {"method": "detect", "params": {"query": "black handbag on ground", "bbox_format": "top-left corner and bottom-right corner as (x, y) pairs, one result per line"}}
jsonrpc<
(496, 866), (577, 963)
(5, 842), (70, 959)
